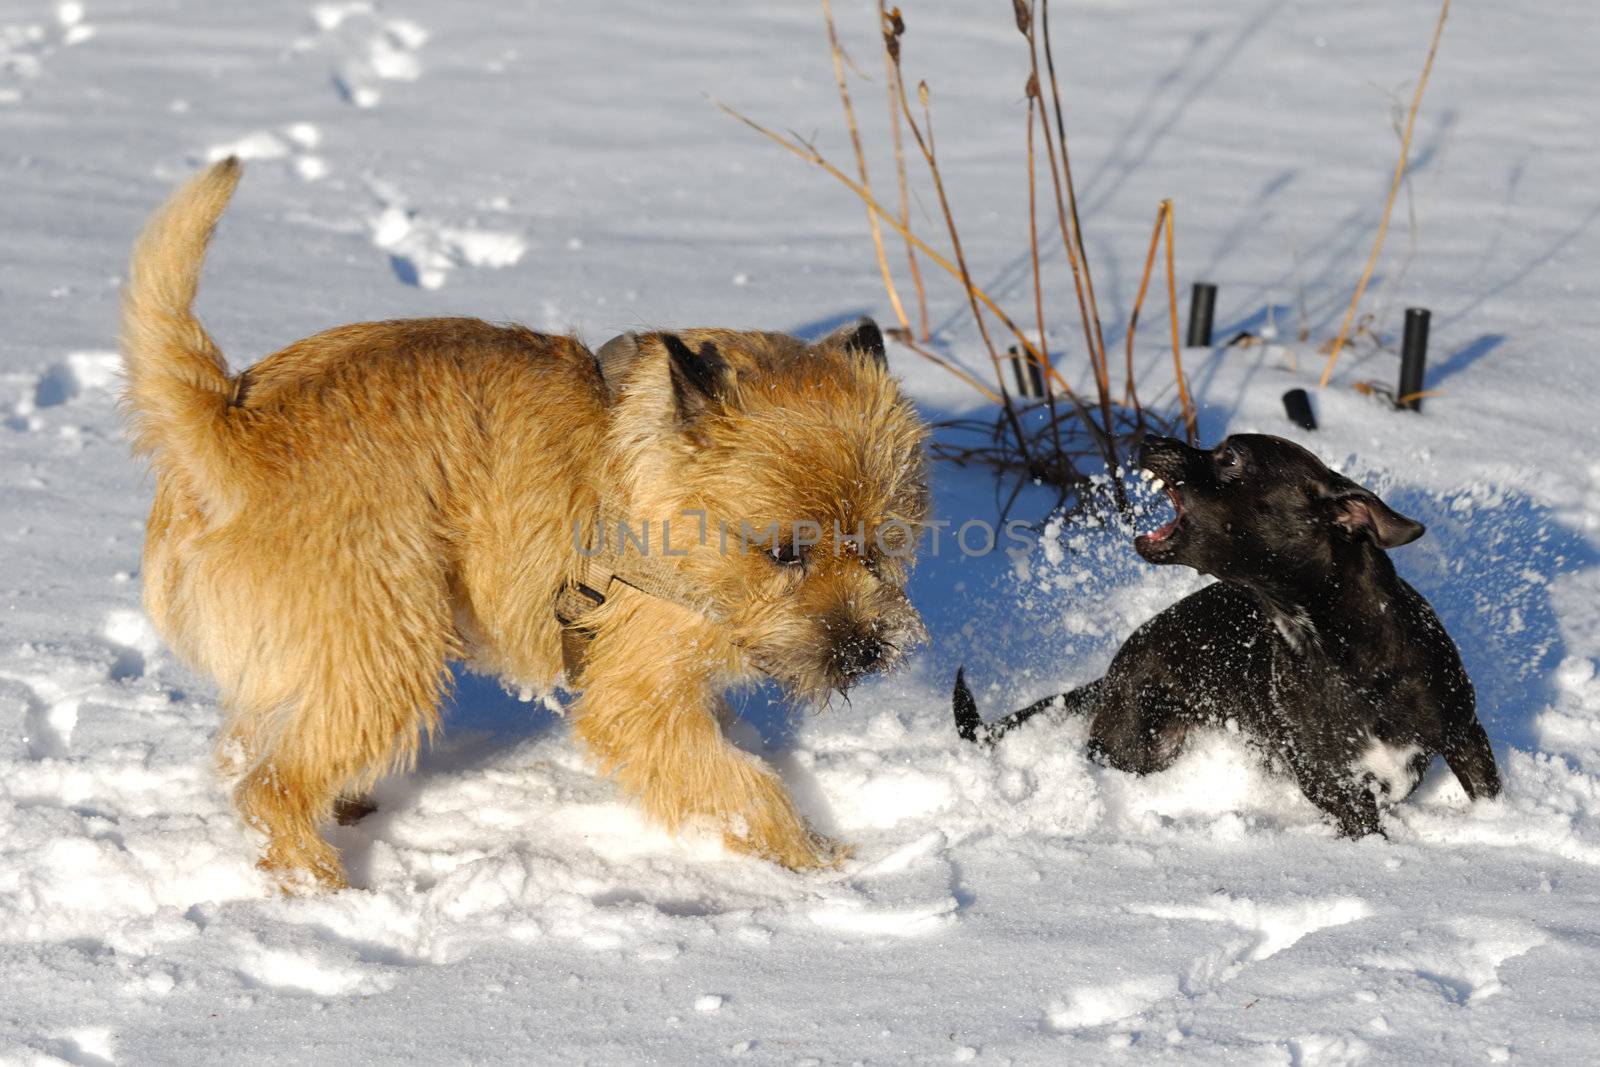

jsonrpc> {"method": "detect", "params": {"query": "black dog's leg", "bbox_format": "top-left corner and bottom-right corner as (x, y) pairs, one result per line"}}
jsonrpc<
(1441, 717), (1501, 800)
(952, 669), (1103, 748)
(1084, 686), (1190, 775)
(1287, 756), (1383, 838)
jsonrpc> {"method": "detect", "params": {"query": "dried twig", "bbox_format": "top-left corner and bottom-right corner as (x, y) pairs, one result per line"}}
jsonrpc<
(1023, 42), (1102, 396)
(823, 0), (910, 335)
(722, 2), (1200, 518)
(1024, 75), (1071, 472)
(1040, 0), (1111, 398)
(1025, 85), (1048, 390)
(899, 336), (1003, 404)
(1354, 380), (1443, 407)
(1162, 200), (1197, 441)
(896, 81), (1004, 378)
(879, 4), (929, 341)
(1319, 0), (1450, 387)
(1020, 1), (1124, 505)
(1123, 202), (1166, 420)
(899, 73), (1042, 474)
(715, 102), (1046, 366)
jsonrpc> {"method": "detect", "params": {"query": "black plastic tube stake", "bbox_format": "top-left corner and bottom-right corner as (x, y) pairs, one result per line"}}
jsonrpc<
(1282, 388), (1317, 431)
(1007, 345), (1046, 401)
(1398, 307), (1430, 412)
(1186, 283), (1217, 348)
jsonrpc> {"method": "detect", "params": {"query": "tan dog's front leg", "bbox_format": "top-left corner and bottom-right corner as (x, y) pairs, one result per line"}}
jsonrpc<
(573, 650), (844, 870)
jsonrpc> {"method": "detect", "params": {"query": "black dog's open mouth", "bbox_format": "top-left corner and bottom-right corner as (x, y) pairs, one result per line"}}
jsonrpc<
(1134, 477), (1185, 561)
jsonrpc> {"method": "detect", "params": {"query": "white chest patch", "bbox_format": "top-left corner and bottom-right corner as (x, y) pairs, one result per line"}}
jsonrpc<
(1352, 738), (1423, 800)
(1270, 608), (1317, 652)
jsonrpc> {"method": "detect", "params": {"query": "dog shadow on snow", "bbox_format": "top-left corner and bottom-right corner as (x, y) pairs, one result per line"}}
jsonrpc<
(1383, 484), (1597, 755)
(333, 664), (844, 886)
(328, 672), (562, 885)
(332, 668), (843, 886)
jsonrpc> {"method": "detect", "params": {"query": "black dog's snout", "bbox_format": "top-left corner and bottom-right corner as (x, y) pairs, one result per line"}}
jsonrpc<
(1136, 435), (1189, 470)
(833, 633), (886, 683)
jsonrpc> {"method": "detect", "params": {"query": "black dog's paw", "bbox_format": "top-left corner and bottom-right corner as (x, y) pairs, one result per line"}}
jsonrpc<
(1336, 818), (1388, 841)
(1331, 792), (1385, 840)
(952, 667), (989, 746)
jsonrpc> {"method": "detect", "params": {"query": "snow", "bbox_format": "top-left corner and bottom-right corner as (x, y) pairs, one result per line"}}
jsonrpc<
(4, 0), (1600, 1062)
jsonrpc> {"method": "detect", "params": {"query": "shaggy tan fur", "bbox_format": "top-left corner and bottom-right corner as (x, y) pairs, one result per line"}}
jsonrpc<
(121, 159), (930, 889)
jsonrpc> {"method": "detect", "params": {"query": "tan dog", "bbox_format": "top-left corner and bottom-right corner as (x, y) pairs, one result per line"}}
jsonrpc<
(122, 159), (930, 888)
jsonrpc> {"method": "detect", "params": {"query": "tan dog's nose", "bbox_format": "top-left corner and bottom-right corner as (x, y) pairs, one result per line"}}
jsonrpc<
(832, 633), (886, 685)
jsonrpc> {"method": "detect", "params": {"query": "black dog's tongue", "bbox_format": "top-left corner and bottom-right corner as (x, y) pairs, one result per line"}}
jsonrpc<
(1136, 485), (1183, 549)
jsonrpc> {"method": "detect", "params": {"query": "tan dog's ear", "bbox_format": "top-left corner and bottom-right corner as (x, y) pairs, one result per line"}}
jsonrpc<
(661, 333), (731, 420)
(1328, 487), (1425, 549)
(817, 317), (886, 369)
(594, 332), (639, 403)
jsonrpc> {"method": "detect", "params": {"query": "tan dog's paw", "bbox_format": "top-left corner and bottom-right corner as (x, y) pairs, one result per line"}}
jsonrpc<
(257, 840), (349, 894)
(795, 829), (854, 871)
(721, 784), (851, 871)
(722, 826), (850, 871)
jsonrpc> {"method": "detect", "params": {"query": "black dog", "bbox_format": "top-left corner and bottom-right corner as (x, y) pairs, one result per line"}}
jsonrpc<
(953, 434), (1500, 837)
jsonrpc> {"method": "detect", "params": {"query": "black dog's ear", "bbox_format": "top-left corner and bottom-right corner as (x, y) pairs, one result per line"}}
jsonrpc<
(1328, 488), (1425, 549)
(818, 317), (887, 369)
(660, 333), (731, 420)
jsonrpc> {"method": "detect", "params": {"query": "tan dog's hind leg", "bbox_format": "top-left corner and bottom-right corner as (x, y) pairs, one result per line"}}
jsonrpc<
(233, 652), (447, 889)
(573, 605), (845, 870)
(220, 563), (454, 891)
(235, 743), (353, 890)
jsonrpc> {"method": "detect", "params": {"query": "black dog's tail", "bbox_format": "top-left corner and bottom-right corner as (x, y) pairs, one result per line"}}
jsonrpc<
(953, 668), (1102, 750)
(952, 668), (988, 744)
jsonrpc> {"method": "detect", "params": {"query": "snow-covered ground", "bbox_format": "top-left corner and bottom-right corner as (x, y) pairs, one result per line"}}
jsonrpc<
(5, 0), (1600, 1062)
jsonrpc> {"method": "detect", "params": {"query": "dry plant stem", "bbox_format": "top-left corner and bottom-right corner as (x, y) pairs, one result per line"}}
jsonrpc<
(1367, 92), (1425, 332)
(1123, 202), (1168, 419)
(1021, 34), (1103, 405)
(723, 4), (1190, 517)
(1040, 0), (1112, 395)
(711, 110), (973, 345)
(901, 85), (1004, 379)
(1318, 0), (1450, 388)
(717, 97), (1074, 403)
(1022, 3), (1124, 508)
(1162, 199), (1197, 442)
(1025, 89), (1069, 468)
(931, 401), (1137, 491)
(900, 337), (1003, 404)
(880, 3), (929, 341)
(1026, 92), (1047, 379)
(823, 0), (910, 335)
(889, 72), (1038, 473)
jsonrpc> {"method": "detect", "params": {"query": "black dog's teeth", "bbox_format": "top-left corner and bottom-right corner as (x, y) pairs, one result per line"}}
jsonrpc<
(1137, 478), (1181, 543)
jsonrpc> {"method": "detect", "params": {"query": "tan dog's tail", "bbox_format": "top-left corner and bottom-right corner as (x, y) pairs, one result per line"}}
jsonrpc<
(120, 157), (243, 512)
